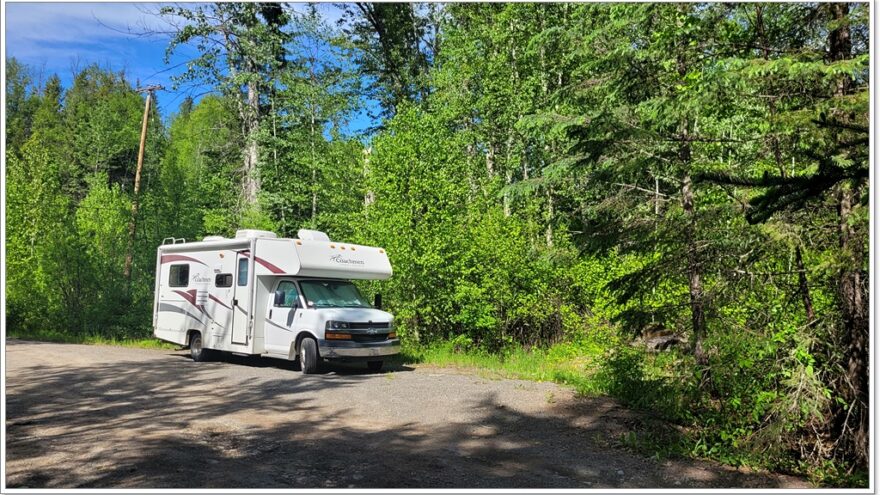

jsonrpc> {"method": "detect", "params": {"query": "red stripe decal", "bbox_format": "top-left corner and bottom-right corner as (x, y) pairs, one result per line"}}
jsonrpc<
(208, 294), (232, 310)
(254, 256), (284, 274)
(172, 289), (205, 313)
(161, 254), (207, 265)
(235, 249), (284, 274)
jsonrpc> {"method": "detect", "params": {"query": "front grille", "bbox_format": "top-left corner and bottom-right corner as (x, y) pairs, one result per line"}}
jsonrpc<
(352, 333), (390, 343)
(349, 322), (390, 329)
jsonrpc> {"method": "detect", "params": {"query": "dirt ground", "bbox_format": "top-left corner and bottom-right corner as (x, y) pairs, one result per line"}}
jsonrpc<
(4, 340), (810, 489)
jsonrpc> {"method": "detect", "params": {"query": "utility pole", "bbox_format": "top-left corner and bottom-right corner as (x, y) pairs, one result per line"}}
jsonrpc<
(124, 84), (163, 283)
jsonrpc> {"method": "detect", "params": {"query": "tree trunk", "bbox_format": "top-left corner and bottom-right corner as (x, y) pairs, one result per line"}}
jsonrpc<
(680, 127), (706, 368)
(363, 146), (374, 211)
(503, 170), (512, 217)
(271, 97), (284, 230)
(486, 142), (495, 178)
(545, 188), (554, 247)
(675, 24), (707, 371)
(681, 170), (707, 368)
(242, 81), (260, 207)
(794, 246), (815, 323)
(826, 2), (867, 468)
(654, 174), (660, 216)
(310, 108), (317, 225)
(835, 182), (868, 467)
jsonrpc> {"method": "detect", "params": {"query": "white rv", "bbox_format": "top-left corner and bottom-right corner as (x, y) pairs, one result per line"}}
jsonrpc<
(152, 229), (399, 373)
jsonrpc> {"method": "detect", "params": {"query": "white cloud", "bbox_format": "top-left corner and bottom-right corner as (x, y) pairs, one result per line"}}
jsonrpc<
(4, 3), (194, 86)
(6, 3), (176, 49)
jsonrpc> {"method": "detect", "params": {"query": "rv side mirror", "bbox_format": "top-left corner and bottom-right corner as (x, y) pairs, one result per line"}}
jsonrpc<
(374, 293), (382, 310)
(274, 290), (285, 306)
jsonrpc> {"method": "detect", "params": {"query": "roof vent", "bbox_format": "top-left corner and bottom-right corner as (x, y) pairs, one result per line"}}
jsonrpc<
(203, 235), (225, 241)
(297, 229), (330, 242)
(235, 229), (278, 239)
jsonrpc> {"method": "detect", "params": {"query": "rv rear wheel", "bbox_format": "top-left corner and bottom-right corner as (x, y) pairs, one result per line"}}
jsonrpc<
(190, 332), (211, 362)
(367, 360), (383, 372)
(299, 338), (319, 374)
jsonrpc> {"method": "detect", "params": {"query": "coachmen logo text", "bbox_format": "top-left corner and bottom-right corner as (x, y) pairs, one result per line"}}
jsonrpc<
(329, 254), (365, 265)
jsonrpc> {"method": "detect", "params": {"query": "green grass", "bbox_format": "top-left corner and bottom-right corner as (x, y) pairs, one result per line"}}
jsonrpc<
(7, 328), (178, 350)
(400, 337), (611, 396)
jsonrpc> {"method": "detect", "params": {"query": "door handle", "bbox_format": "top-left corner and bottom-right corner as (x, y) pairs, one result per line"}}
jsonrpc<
(233, 299), (239, 307)
(269, 309), (273, 319)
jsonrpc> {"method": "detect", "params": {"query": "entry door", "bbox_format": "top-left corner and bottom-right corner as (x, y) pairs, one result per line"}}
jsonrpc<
(231, 253), (251, 345)
(265, 280), (301, 353)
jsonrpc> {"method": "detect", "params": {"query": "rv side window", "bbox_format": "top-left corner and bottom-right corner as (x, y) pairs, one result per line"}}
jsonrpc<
(215, 273), (233, 287)
(169, 264), (189, 287)
(237, 258), (248, 286)
(275, 281), (300, 308)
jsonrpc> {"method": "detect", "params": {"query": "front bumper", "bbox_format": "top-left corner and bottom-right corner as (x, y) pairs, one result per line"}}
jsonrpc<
(318, 339), (401, 359)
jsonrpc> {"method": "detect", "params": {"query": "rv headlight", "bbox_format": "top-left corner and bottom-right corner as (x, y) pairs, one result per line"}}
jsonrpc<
(327, 321), (350, 330)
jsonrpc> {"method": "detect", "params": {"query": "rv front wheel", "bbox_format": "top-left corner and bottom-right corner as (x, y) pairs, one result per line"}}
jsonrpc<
(299, 338), (319, 374)
(190, 332), (211, 362)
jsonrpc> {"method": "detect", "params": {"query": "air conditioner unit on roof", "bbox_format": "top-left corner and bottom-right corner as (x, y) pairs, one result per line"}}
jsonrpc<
(297, 229), (330, 242)
(235, 229), (278, 239)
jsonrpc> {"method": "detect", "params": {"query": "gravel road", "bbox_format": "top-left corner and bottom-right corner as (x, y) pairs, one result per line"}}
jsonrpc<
(5, 340), (809, 489)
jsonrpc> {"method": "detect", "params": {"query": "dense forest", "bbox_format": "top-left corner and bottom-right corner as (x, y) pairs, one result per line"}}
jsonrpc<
(5, 2), (869, 484)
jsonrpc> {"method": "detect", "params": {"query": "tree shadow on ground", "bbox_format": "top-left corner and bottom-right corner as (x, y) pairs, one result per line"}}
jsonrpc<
(167, 348), (415, 375)
(5, 342), (806, 489)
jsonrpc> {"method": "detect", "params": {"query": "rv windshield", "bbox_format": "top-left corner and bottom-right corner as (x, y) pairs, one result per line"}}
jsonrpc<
(299, 280), (373, 308)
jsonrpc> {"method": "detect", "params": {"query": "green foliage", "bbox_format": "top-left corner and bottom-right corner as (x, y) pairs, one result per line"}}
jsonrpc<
(6, 135), (75, 331)
(359, 103), (588, 350)
(74, 173), (133, 330)
(6, 62), (168, 338)
(7, 329), (177, 350)
(337, 3), (438, 119)
(403, 329), (615, 396)
(159, 95), (243, 237)
(4, 2), (868, 485)
(259, 6), (364, 238)
(160, 3), (289, 98)
(5, 58), (40, 155)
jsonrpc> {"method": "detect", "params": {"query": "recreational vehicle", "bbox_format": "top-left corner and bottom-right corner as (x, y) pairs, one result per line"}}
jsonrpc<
(152, 229), (398, 373)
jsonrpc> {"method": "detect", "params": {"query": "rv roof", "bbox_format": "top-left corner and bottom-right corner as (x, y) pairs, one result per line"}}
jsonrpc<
(235, 229), (277, 239)
(157, 235), (392, 280)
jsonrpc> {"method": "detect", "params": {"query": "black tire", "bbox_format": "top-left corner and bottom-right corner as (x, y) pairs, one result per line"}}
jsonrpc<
(367, 360), (383, 372)
(190, 332), (211, 362)
(299, 338), (319, 374)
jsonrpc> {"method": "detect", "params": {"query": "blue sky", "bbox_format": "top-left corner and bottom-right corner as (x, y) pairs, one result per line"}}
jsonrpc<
(4, 2), (376, 134)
